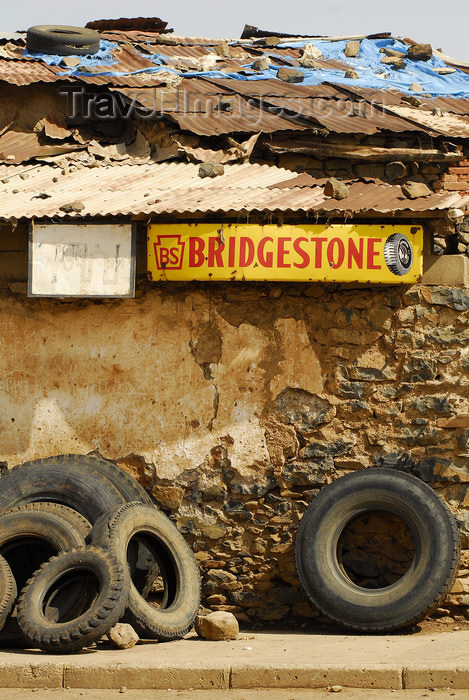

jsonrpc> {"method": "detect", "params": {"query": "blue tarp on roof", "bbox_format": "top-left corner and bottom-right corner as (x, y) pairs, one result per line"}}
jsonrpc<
(24, 37), (469, 97)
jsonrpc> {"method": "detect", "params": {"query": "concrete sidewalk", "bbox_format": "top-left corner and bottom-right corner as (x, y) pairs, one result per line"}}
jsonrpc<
(0, 630), (468, 691)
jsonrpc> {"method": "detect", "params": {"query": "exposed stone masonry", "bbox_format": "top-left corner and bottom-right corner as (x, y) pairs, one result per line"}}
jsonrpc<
(123, 282), (469, 626)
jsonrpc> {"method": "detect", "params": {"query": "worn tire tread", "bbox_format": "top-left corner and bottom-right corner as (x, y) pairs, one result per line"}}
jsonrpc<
(295, 469), (461, 633)
(0, 457), (127, 523)
(17, 546), (127, 653)
(0, 555), (16, 631)
(4, 502), (92, 539)
(92, 502), (200, 641)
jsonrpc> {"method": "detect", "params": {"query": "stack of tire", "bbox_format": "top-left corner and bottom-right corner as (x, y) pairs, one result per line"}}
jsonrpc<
(0, 455), (200, 653)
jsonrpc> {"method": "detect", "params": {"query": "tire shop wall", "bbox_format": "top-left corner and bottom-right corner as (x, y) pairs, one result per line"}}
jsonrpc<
(0, 222), (468, 624)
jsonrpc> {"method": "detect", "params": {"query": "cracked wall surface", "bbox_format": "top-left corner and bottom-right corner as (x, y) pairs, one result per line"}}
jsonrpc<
(0, 281), (468, 624)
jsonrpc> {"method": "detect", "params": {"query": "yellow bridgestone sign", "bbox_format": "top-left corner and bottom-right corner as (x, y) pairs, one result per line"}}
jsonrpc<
(147, 224), (423, 283)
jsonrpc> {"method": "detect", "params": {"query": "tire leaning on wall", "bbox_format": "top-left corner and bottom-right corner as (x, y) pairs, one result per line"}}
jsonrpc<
(295, 468), (460, 632)
(91, 502), (201, 640)
(17, 546), (127, 654)
(19, 455), (155, 510)
(4, 502), (92, 540)
(0, 555), (16, 632)
(0, 457), (128, 523)
(0, 507), (87, 591)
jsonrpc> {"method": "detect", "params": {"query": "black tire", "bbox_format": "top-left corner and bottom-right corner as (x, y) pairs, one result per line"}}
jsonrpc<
(0, 555), (16, 632)
(0, 457), (128, 523)
(383, 233), (414, 276)
(57, 453), (155, 506)
(0, 508), (86, 594)
(17, 546), (127, 654)
(295, 469), (460, 632)
(20, 454), (153, 510)
(26, 25), (100, 56)
(4, 502), (92, 540)
(91, 502), (201, 641)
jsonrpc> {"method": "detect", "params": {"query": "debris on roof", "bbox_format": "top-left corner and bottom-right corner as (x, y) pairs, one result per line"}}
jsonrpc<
(85, 17), (169, 33)
(0, 19), (467, 230)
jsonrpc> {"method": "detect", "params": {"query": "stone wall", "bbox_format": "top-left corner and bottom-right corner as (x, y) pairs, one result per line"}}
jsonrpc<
(268, 133), (449, 187)
(0, 279), (467, 625)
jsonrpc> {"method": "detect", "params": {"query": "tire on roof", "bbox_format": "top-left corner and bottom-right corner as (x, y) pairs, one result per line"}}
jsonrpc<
(26, 25), (100, 56)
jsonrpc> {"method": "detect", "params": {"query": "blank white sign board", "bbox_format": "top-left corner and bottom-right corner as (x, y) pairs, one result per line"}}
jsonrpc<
(29, 223), (136, 298)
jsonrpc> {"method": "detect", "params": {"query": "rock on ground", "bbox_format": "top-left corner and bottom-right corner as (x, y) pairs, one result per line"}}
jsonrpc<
(108, 623), (140, 649)
(195, 611), (239, 641)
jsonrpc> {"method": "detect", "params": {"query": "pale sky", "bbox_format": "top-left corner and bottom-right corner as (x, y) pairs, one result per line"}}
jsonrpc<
(2, 0), (469, 61)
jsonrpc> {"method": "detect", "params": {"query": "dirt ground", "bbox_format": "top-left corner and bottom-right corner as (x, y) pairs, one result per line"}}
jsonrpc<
(252, 615), (469, 637)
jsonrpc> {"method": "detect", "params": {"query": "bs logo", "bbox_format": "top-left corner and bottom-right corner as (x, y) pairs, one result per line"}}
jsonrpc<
(153, 235), (185, 270)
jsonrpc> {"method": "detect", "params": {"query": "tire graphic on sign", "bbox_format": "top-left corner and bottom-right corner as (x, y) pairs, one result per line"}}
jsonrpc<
(384, 233), (413, 276)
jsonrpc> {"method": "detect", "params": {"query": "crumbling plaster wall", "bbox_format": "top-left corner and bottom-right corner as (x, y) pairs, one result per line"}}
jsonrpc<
(0, 280), (468, 623)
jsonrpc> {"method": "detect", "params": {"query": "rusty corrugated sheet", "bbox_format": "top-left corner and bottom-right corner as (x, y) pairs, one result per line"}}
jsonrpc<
(168, 104), (310, 135)
(76, 73), (167, 88)
(419, 96), (469, 115)
(0, 28), (468, 142)
(0, 161), (467, 220)
(201, 78), (345, 98)
(103, 44), (158, 72)
(0, 31), (24, 42)
(384, 104), (469, 138)
(0, 130), (84, 163)
(144, 44), (212, 59)
(253, 95), (428, 135)
(155, 36), (227, 45)
(0, 60), (70, 85)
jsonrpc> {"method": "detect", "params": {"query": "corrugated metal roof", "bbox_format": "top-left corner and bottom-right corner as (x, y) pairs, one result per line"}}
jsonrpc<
(0, 161), (466, 220)
(384, 104), (469, 138)
(144, 44), (212, 59)
(202, 78), (346, 98)
(167, 99), (311, 135)
(0, 28), (468, 140)
(76, 73), (167, 88)
(0, 131), (83, 163)
(117, 82), (440, 136)
(0, 31), (23, 42)
(0, 60), (71, 85)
